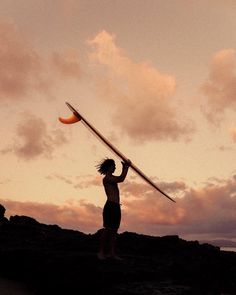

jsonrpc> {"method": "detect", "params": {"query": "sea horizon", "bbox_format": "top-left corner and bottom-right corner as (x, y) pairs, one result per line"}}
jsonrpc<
(220, 247), (236, 252)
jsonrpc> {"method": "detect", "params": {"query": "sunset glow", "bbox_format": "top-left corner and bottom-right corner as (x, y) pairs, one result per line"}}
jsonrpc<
(1, 0), (236, 242)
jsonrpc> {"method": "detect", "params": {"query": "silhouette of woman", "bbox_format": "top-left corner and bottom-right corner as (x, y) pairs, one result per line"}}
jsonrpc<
(96, 158), (131, 260)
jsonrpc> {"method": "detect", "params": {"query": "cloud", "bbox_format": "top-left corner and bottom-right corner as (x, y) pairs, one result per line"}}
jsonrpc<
(51, 49), (81, 79)
(122, 176), (236, 240)
(230, 128), (236, 142)
(74, 175), (102, 189)
(1, 198), (102, 233)
(46, 174), (74, 185)
(88, 30), (193, 143)
(121, 178), (187, 199)
(2, 176), (236, 240)
(47, 174), (101, 189)
(217, 145), (234, 151)
(0, 21), (81, 102)
(1, 113), (68, 160)
(201, 49), (236, 124)
(0, 178), (11, 185)
(0, 21), (51, 100)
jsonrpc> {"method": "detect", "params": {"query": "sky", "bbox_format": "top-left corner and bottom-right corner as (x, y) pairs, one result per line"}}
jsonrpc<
(0, 0), (236, 242)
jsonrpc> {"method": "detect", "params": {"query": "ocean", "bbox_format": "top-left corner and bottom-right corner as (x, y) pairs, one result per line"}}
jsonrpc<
(220, 247), (236, 252)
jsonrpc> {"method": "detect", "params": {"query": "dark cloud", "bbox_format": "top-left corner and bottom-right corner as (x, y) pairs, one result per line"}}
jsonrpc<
(1, 114), (68, 160)
(0, 21), (51, 100)
(0, 21), (81, 102)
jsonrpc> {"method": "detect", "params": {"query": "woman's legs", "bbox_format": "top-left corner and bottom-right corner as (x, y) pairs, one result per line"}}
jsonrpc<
(97, 227), (121, 260)
(97, 228), (108, 259)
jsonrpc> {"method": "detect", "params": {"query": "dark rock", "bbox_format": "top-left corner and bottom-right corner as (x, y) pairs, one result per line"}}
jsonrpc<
(0, 204), (8, 224)
(9, 215), (40, 225)
(0, 215), (236, 294)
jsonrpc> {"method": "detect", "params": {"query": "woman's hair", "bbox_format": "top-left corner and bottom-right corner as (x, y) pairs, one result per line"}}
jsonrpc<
(96, 158), (115, 175)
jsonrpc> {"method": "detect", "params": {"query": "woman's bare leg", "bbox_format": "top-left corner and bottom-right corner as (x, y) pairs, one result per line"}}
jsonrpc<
(97, 228), (108, 260)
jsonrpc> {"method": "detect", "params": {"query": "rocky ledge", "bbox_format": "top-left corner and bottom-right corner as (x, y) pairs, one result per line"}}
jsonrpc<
(0, 215), (236, 295)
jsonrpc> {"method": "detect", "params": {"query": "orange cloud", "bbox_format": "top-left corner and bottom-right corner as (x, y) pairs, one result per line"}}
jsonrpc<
(2, 176), (236, 240)
(1, 113), (68, 160)
(201, 49), (236, 124)
(1, 198), (102, 233)
(88, 30), (193, 142)
(230, 128), (236, 142)
(122, 176), (236, 239)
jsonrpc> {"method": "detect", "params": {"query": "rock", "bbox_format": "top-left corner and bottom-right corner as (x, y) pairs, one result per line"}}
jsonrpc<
(9, 215), (40, 226)
(0, 204), (8, 224)
(0, 215), (235, 295)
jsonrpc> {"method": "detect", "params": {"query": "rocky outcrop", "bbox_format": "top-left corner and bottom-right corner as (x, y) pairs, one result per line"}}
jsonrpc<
(0, 204), (8, 224)
(0, 215), (236, 294)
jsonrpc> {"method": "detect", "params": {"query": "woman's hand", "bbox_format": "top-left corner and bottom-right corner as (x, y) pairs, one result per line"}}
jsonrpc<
(121, 159), (131, 167)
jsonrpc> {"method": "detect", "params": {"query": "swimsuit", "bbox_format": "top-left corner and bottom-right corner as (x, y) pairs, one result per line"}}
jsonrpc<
(103, 201), (121, 230)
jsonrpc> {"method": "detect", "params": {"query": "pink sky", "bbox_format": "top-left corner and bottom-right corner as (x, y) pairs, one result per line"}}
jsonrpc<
(0, 0), (236, 242)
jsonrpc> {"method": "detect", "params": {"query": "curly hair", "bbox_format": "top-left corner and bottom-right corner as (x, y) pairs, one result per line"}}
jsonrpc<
(96, 158), (115, 175)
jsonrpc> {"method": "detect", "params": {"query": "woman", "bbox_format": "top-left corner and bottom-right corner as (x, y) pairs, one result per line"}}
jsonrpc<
(96, 158), (131, 260)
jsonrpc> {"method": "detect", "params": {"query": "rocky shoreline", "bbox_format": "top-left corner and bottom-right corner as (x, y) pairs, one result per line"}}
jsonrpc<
(0, 215), (236, 294)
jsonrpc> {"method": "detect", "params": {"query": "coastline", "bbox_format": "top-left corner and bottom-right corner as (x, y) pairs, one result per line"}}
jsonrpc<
(1, 216), (236, 294)
(221, 247), (236, 252)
